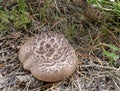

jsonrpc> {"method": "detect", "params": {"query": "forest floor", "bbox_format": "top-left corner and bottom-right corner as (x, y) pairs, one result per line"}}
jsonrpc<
(0, 0), (120, 91)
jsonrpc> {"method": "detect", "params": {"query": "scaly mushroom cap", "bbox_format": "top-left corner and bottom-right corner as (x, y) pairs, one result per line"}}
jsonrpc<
(19, 31), (78, 82)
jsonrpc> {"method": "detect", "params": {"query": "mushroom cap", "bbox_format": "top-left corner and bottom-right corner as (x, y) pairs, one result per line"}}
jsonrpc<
(19, 31), (78, 82)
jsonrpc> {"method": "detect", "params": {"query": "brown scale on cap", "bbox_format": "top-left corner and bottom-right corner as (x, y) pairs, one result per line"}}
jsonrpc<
(19, 31), (78, 82)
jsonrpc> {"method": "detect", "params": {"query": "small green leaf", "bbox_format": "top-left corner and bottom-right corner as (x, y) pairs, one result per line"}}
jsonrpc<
(105, 44), (119, 51)
(17, 0), (26, 12)
(0, 0), (2, 3)
(103, 51), (119, 61)
(101, 29), (108, 33)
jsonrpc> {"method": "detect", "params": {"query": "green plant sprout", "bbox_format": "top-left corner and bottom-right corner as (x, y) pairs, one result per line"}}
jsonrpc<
(102, 43), (119, 66)
(0, 0), (30, 31)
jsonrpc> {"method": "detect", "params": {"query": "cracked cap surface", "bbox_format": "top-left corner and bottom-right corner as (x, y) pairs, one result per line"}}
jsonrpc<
(19, 31), (78, 82)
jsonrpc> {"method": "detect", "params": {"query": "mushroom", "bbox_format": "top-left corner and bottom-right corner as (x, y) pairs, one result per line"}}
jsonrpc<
(19, 31), (78, 82)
